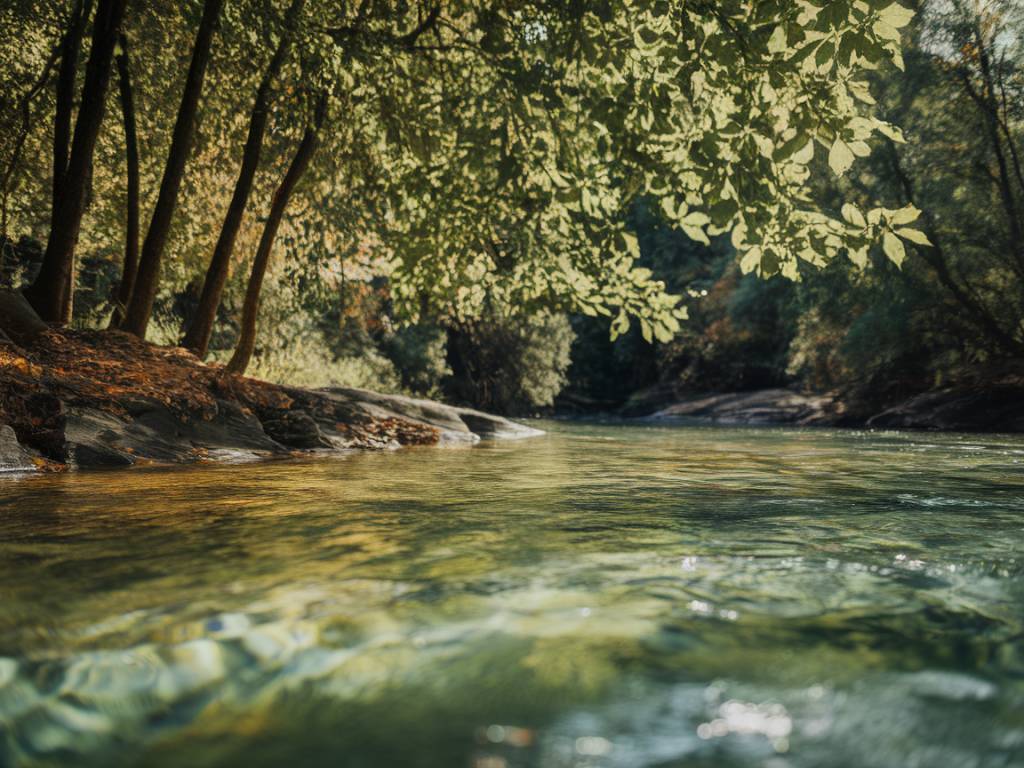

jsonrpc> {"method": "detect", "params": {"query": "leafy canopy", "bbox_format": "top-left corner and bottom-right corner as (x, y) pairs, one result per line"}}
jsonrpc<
(1, 0), (929, 344)
(310, 0), (928, 343)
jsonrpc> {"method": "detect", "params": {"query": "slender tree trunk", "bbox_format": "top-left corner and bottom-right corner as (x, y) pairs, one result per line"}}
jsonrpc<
(60, 250), (77, 324)
(182, 0), (307, 357)
(121, 0), (224, 338)
(227, 96), (325, 375)
(56, 0), (98, 328)
(23, 0), (127, 323)
(53, 0), (95, 214)
(109, 32), (140, 328)
(28, 0), (90, 318)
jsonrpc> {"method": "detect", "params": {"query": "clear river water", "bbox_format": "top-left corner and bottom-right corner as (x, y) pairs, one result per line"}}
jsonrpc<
(0, 421), (1023, 768)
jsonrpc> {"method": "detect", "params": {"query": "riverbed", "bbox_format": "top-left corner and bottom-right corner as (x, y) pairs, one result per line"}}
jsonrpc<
(1, 422), (1022, 767)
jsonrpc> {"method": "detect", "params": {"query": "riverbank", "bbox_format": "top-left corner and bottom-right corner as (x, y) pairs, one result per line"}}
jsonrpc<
(625, 381), (1024, 433)
(4, 286), (1022, 475)
(0, 298), (539, 473)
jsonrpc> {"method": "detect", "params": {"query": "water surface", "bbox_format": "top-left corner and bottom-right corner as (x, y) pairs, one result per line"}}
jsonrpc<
(1, 422), (1023, 767)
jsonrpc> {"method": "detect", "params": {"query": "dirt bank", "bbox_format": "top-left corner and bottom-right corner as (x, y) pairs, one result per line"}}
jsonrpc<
(0, 297), (539, 472)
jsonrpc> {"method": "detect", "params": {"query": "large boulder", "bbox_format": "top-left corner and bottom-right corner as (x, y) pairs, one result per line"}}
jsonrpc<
(0, 319), (541, 472)
(0, 290), (47, 344)
(258, 408), (333, 450)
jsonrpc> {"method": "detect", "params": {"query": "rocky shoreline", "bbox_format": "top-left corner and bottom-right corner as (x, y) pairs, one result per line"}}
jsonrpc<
(0, 292), (540, 474)
(3, 285), (1021, 476)
(636, 384), (1024, 433)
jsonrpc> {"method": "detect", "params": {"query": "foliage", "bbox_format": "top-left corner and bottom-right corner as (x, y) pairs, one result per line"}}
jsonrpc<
(1, 0), (929, 347)
(207, 277), (403, 391)
(361, 0), (931, 343)
(445, 312), (575, 415)
(381, 324), (450, 399)
(9, 0), (1016, 418)
(559, 0), (1023, 412)
(784, 0), (1024, 398)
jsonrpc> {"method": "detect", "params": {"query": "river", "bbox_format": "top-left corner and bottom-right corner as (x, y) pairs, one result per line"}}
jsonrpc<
(1, 422), (1022, 767)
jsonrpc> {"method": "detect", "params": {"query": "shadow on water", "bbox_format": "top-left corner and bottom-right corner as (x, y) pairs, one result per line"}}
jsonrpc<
(0, 422), (1023, 767)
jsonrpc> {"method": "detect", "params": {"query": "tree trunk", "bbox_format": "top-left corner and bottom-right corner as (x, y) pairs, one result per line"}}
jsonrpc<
(121, 0), (224, 338)
(182, 0), (306, 357)
(57, 0), (98, 329)
(109, 32), (140, 328)
(23, 0), (127, 323)
(60, 252), (77, 325)
(227, 96), (325, 375)
(52, 0), (95, 214)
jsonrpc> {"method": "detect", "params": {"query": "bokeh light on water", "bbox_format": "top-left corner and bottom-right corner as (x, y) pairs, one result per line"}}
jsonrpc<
(0, 422), (1023, 767)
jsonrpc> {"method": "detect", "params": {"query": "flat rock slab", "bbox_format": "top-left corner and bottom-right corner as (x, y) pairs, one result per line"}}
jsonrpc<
(9, 389), (542, 471)
(321, 388), (545, 442)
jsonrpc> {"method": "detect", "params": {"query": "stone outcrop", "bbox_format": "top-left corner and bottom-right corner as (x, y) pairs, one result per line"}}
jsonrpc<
(323, 388), (545, 443)
(0, 297), (542, 473)
(865, 385), (1024, 433)
(638, 384), (1024, 433)
(646, 389), (843, 427)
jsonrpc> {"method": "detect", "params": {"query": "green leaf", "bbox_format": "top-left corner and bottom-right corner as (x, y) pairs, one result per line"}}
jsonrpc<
(815, 41), (836, 70)
(829, 139), (856, 175)
(660, 196), (677, 220)
(883, 231), (906, 266)
(682, 224), (711, 246)
(875, 121), (906, 143)
(879, 3), (915, 30)
(640, 318), (653, 343)
(768, 25), (788, 54)
(889, 205), (921, 225)
(849, 141), (871, 158)
(842, 203), (867, 228)
(792, 139), (815, 164)
(896, 227), (932, 246)
(848, 80), (876, 105)
(739, 246), (763, 274)
(611, 311), (630, 340)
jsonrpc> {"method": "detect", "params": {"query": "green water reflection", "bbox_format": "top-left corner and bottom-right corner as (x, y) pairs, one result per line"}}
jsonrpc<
(0, 422), (1023, 767)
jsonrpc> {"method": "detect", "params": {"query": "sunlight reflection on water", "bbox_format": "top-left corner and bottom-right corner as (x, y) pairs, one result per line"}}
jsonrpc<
(0, 422), (1023, 767)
